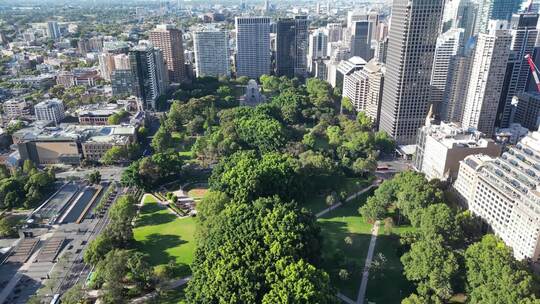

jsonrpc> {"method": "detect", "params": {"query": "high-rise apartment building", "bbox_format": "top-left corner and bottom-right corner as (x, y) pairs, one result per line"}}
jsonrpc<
(129, 43), (168, 110)
(476, 0), (522, 34)
(462, 21), (512, 136)
(193, 27), (229, 78)
(454, 127), (540, 261)
(34, 99), (65, 125)
(430, 28), (464, 120)
(47, 21), (61, 40)
(379, 0), (444, 145)
(149, 24), (185, 83)
(497, 12), (539, 128)
(275, 16), (310, 78)
(235, 17), (271, 79)
(342, 59), (385, 126)
(98, 41), (130, 81)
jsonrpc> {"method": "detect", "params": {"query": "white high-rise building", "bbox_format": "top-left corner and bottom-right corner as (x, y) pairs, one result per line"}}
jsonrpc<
(462, 20), (512, 136)
(307, 28), (328, 74)
(235, 17), (271, 79)
(454, 127), (540, 261)
(34, 99), (65, 125)
(379, 0), (445, 144)
(430, 28), (464, 120)
(193, 27), (230, 78)
(498, 12), (539, 128)
(445, 53), (474, 122)
(342, 59), (385, 125)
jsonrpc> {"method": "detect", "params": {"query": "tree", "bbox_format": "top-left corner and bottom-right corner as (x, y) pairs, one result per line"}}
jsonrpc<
(88, 170), (101, 185)
(359, 196), (388, 223)
(341, 97), (354, 114)
(101, 146), (126, 165)
(260, 74), (280, 93)
(186, 196), (325, 303)
(151, 126), (173, 153)
(84, 234), (113, 266)
(22, 160), (36, 175)
(464, 234), (538, 304)
(262, 259), (337, 304)
(325, 192), (338, 206)
(209, 151), (303, 203)
(352, 156), (377, 176)
(61, 283), (88, 304)
(419, 203), (461, 246)
(0, 215), (17, 238)
(357, 112), (373, 131)
(401, 236), (459, 301)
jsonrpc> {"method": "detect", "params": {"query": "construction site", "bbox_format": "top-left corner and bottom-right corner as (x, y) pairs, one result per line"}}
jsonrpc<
(0, 181), (121, 304)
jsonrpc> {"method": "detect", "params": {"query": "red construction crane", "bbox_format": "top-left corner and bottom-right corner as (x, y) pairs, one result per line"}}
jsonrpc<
(525, 54), (540, 92)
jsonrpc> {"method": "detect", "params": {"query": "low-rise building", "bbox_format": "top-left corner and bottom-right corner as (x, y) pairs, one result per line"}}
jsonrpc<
(15, 124), (136, 165)
(414, 122), (502, 181)
(76, 103), (129, 125)
(453, 127), (540, 261)
(2, 99), (32, 119)
(34, 99), (65, 125)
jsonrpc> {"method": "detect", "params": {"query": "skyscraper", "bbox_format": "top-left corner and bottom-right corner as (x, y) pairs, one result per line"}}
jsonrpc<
(129, 43), (169, 110)
(430, 28), (464, 120)
(462, 21), (512, 136)
(149, 24), (185, 83)
(497, 12), (539, 128)
(476, 0), (522, 34)
(275, 16), (310, 78)
(307, 28), (328, 75)
(193, 27), (230, 78)
(445, 52), (474, 122)
(47, 21), (61, 40)
(350, 20), (374, 60)
(379, 0), (445, 144)
(235, 17), (271, 79)
(326, 23), (343, 43)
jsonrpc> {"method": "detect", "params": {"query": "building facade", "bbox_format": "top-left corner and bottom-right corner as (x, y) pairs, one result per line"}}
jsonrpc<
(235, 17), (271, 79)
(34, 99), (65, 125)
(476, 0), (522, 34)
(379, 0), (444, 144)
(453, 128), (540, 261)
(193, 27), (230, 78)
(307, 28), (328, 75)
(342, 59), (384, 125)
(414, 122), (501, 181)
(462, 21), (512, 136)
(430, 28), (464, 120)
(149, 24), (186, 83)
(275, 16), (310, 78)
(129, 43), (168, 110)
(497, 12), (539, 128)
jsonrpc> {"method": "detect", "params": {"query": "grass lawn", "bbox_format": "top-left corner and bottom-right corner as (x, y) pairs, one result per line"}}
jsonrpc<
(318, 191), (374, 299)
(134, 195), (196, 277)
(301, 177), (371, 214)
(364, 231), (415, 304)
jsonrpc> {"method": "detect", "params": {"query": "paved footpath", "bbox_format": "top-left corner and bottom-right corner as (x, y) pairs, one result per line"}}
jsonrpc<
(356, 220), (380, 304)
(315, 184), (377, 218)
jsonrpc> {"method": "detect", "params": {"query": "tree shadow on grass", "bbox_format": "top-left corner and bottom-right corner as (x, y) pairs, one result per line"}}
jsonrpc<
(318, 220), (373, 299)
(365, 233), (415, 304)
(135, 233), (187, 266)
(135, 205), (177, 227)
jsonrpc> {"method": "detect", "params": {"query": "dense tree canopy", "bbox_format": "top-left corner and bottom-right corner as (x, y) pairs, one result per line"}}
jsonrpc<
(187, 196), (334, 303)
